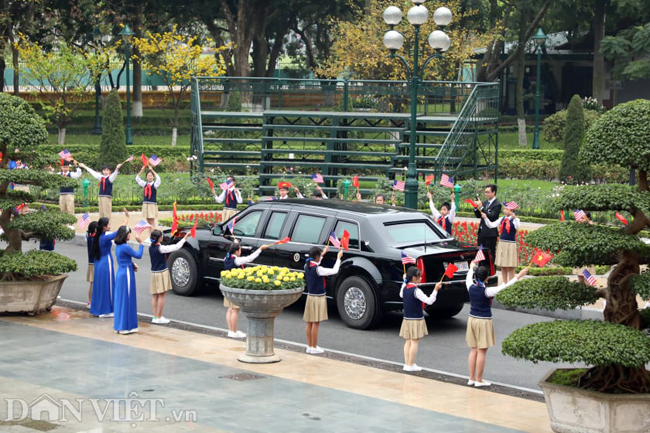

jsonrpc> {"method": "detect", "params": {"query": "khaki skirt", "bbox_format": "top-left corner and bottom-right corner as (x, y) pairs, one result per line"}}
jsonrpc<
(399, 318), (428, 340)
(86, 263), (94, 283)
(150, 270), (172, 294)
(98, 196), (112, 219)
(495, 240), (518, 268)
(466, 316), (496, 349)
(303, 295), (328, 322)
(223, 297), (240, 309)
(142, 202), (159, 220)
(13, 185), (30, 192)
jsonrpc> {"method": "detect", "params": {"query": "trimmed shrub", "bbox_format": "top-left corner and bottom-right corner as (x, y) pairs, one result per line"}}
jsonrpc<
(559, 95), (591, 183)
(99, 90), (127, 168)
(543, 109), (600, 143)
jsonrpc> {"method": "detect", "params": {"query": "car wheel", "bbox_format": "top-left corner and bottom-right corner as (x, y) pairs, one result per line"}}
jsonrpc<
(336, 276), (382, 330)
(428, 303), (464, 319)
(169, 248), (199, 296)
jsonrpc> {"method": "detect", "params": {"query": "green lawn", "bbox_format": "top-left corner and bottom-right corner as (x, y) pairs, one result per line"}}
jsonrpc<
(50, 133), (190, 147)
(497, 179), (557, 192)
(498, 132), (561, 150)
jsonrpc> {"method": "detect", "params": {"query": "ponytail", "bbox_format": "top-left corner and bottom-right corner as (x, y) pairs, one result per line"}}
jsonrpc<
(92, 217), (110, 260)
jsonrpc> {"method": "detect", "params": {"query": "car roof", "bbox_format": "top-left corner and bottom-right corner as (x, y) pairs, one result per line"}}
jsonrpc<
(257, 199), (429, 219)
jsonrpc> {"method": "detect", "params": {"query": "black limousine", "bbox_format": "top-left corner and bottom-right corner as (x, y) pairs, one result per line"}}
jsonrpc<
(164, 199), (495, 329)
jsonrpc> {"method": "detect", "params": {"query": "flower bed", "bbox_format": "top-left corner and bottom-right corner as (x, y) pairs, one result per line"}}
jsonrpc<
(452, 221), (534, 264)
(220, 266), (304, 290)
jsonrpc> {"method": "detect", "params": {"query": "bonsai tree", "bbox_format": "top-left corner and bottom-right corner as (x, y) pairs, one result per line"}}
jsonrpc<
(0, 93), (77, 279)
(497, 99), (650, 394)
(559, 94), (591, 183)
(99, 90), (127, 169)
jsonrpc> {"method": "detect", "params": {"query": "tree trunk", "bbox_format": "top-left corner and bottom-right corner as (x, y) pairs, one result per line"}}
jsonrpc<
(132, 2), (145, 117)
(171, 127), (177, 146)
(11, 35), (19, 96)
(516, 50), (527, 147)
(251, 34), (268, 78)
(58, 127), (66, 145)
(0, 55), (5, 92)
(592, 1), (606, 102)
(604, 250), (641, 329)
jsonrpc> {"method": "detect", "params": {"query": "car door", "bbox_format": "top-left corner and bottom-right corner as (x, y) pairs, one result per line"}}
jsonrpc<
(205, 209), (266, 280)
(273, 212), (333, 272)
(256, 209), (290, 266)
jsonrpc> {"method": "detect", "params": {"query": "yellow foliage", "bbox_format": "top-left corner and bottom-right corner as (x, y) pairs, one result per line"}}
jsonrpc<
(318, 0), (498, 81)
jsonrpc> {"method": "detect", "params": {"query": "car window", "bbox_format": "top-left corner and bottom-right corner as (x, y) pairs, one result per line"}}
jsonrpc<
(232, 211), (263, 237)
(264, 212), (287, 240)
(292, 214), (326, 244)
(333, 220), (360, 250)
(383, 221), (446, 245)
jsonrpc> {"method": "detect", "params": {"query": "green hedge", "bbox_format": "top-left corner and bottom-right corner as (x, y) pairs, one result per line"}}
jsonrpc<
(0, 250), (77, 279)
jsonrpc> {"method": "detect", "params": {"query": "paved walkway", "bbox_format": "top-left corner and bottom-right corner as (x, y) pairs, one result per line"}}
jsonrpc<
(0, 307), (552, 432)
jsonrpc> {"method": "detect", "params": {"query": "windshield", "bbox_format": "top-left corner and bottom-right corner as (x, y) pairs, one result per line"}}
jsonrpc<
(383, 220), (448, 245)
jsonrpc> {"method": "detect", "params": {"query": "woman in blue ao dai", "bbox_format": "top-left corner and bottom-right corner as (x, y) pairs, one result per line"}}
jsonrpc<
(113, 226), (144, 334)
(90, 210), (129, 318)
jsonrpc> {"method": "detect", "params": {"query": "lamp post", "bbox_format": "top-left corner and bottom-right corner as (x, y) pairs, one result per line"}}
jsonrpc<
(383, 0), (451, 209)
(91, 27), (102, 135)
(531, 27), (546, 150)
(119, 25), (134, 145)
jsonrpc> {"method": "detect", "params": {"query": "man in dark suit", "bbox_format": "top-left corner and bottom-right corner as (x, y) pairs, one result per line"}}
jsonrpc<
(473, 184), (501, 269)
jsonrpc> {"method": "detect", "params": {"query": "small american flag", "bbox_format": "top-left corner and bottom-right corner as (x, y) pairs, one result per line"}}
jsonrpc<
(78, 212), (91, 230)
(148, 155), (161, 167)
(58, 149), (72, 160)
(220, 179), (233, 190)
(504, 201), (519, 210)
(125, 155), (134, 162)
(312, 173), (324, 183)
(401, 252), (416, 265)
(582, 269), (597, 286)
(393, 180), (405, 191)
(475, 245), (486, 262)
(329, 231), (340, 249)
(132, 220), (152, 235)
(227, 217), (237, 233)
(440, 174), (454, 188)
(574, 210), (586, 221)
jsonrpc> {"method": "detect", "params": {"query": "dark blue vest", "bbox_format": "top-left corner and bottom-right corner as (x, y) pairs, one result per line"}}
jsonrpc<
(468, 281), (492, 318)
(149, 244), (168, 272)
(500, 217), (517, 242)
(437, 216), (452, 234)
(305, 262), (326, 296)
(60, 172), (74, 195)
(86, 234), (95, 264)
(143, 183), (158, 203)
(224, 189), (238, 210)
(98, 177), (113, 197)
(224, 255), (240, 271)
(402, 283), (424, 319)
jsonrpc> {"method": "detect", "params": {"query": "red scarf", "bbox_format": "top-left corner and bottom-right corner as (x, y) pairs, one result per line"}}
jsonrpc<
(500, 217), (511, 234)
(144, 182), (152, 199)
(98, 177), (106, 192)
(437, 216), (446, 232)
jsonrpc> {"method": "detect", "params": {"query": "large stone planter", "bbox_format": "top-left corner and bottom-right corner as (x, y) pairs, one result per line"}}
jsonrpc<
(539, 369), (650, 433)
(0, 274), (68, 315)
(220, 285), (303, 364)
(219, 285), (304, 364)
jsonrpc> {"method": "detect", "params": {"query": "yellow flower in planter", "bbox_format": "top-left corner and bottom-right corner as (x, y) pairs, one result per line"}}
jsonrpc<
(247, 276), (254, 282)
(274, 280), (282, 287)
(263, 278), (270, 284)
(238, 274), (245, 280)
(283, 277), (289, 282)
(297, 273), (304, 280)
(267, 270), (274, 275)
(290, 277), (296, 282)
(255, 278), (262, 283)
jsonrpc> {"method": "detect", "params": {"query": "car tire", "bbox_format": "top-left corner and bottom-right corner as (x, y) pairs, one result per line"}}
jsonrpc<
(428, 303), (464, 319)
(336, 276), (382, 330)
(169, 248), (199, 296)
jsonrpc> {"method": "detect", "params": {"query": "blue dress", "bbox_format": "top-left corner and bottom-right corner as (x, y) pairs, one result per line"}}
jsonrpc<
(113, 243), (144, 332)
(90, 231), (118, 316)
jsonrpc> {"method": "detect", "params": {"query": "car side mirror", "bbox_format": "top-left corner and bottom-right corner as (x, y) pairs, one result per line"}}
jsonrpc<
(212, 225), (223, 236)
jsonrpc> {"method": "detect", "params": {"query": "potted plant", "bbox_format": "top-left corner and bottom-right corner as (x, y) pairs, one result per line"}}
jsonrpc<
(220, 265), (304, 364)
(0, 93), (77, 314)
(496, 99), (650, 433)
